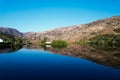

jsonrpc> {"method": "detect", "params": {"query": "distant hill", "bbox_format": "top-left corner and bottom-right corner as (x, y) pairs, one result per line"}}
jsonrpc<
(0, 27), (23, 45)
(24, 16), (120, 43)
(0, 30), (23, 46)
(0, 27), (23, 37)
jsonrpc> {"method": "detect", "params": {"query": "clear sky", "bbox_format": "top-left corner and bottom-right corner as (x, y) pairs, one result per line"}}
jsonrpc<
(0, 0), (120, 32)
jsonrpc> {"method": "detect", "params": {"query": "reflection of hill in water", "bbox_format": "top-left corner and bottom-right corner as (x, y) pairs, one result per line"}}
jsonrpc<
(25, 44), (120, 69)
(50, 44), (120, 69)
(24, 44), (52, 51)
(24, 44), (43, 50)
(0, 46), (22, 53)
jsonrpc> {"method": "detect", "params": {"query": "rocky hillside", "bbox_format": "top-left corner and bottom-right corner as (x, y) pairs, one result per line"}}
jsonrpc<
(0, 27), (23, 37)
(24, 16), (120, 42)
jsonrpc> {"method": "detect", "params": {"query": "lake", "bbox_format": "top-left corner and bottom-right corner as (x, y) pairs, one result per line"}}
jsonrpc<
(0, 45), (120, 80)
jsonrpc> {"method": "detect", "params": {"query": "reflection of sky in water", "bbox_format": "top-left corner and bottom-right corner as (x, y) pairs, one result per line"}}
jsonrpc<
(0, 48), (120, 80)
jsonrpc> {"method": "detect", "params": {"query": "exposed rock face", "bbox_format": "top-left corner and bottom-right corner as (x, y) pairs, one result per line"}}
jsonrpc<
(0, 27), (23, 37)
(23, 16), (120, 42)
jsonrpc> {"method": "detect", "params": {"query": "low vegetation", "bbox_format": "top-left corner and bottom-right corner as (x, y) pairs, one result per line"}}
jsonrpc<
(51, 40), (68, 48)
(0, 32), (23, 46)
(39, 38), (68, 48)
(39, 37), (47, 46)
(88, 34), (120, 50)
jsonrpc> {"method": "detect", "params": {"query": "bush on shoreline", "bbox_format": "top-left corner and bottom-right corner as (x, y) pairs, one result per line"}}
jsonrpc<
(51, 40), (68, 48)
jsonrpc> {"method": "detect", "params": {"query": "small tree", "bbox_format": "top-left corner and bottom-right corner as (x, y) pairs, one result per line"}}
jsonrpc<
(40, 37), (47, 46)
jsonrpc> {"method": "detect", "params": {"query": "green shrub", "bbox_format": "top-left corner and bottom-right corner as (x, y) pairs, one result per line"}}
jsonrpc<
(51, 40), (68, 48)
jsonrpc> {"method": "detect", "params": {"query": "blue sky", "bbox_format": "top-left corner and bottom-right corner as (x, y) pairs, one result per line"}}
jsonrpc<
(0, 0), (120, 32)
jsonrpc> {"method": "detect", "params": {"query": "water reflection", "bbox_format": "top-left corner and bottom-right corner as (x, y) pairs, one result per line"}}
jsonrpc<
(25, 44), (120, 69)
(50, 44), (120, 69)
(24, 43), (44, 50)
(0, 46), (22, 54)
(44, 45), (52, 51)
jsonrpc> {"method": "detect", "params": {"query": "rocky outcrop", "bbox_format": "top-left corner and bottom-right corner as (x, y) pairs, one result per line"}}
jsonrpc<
(24, 16), (120, 42)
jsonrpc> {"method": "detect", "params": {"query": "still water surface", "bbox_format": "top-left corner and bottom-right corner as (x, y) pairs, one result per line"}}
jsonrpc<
(0, 45), (120, 80)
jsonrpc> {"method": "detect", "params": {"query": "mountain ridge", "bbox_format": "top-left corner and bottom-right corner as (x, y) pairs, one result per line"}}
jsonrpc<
(0, 27), (23, 37)
(0, 16), (120, 43)
(23, 16), (120, 43)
